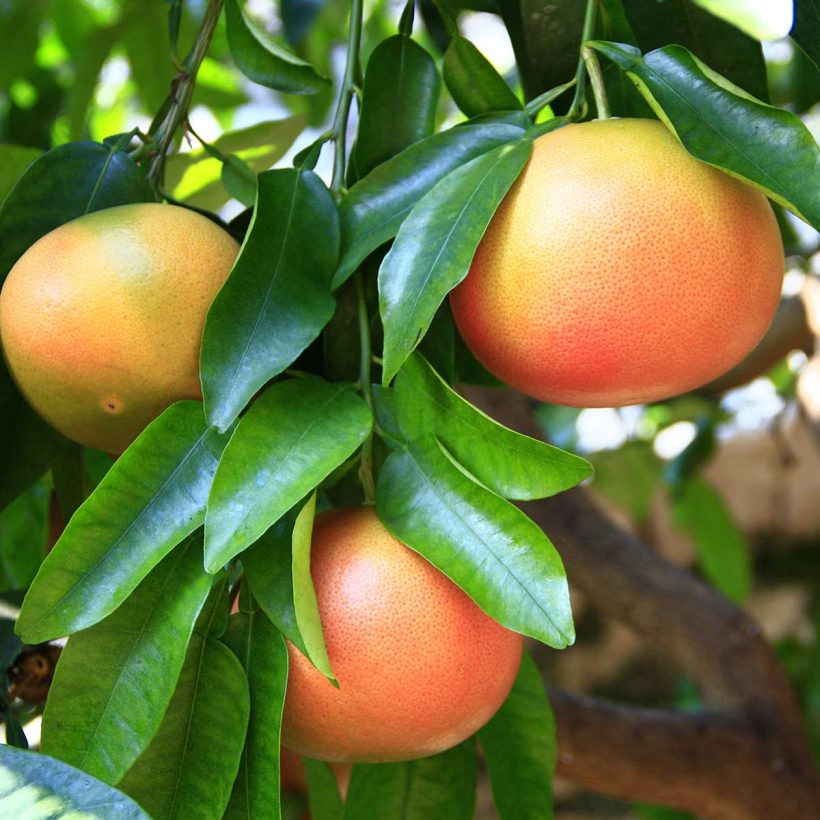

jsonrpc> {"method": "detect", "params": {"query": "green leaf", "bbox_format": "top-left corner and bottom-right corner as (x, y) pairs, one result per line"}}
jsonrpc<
(0, 141), (154, 283)
(394, 355), (591, 500)
(39, 534), (212, 784)
(478, 650), (556, 820)
(589, 41), (820, 228)
(51, 442), (88, 522)
(304, 759), (344, 820)
(343, 740), (477, 820)
(671, 476), (751, 603)
(292, 493), (334, 679)
(0, 481), (48, 592)
(205, 378), (372, 571)
(221, 155), (258, 207)
(242, 507), (307, 654)
(0, 744), (149, 819)
(0, 144), (39, 202)
(201, 168), (339, 430)
(124, 0), (173, 112)
(589, 441), (662, 522)
(351, 34), (441, 180)
(120, 635), (250, 820)
(121, 633), (250, 820)
(225, 0), (328, 94)
(621, 0), (768, 100)
(335, 118), (529, 287)
(793, 0), (820, 68)
(222, 611), (289, 820)
(376, 437), (574, 648)
(379, 139), (531, 383)
(16, 402), (231, 644)
(443, 34), (521, 117)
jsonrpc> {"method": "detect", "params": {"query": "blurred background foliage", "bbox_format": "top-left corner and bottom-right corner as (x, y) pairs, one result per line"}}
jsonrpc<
(0, 0), (818, 815)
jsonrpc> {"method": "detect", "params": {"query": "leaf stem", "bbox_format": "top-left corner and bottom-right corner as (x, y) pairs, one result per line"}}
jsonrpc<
(355, 271), (376, 503)
(568, 0), (598, 119)
(582, 46), (610, 120)
(330, 0), (364, 195)
(146, 0), (225, 188)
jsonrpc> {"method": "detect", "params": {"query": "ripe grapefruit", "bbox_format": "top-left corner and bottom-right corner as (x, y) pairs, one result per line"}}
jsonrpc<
(450, 118), (784, 407)
(0, 203), (238, 452)
(281, 507), (523, 763)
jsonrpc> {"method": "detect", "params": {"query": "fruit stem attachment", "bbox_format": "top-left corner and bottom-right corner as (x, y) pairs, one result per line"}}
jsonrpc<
(568, 0), (598, 120)
(146, 0), (225, 188)
(582, 46), (610, 120)
(330, 0), (364, 195)
(355, 271), (376, 504)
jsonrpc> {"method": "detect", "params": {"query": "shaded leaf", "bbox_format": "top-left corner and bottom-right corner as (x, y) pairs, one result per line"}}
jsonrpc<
(201, 168), (339, 430)
(205, 378), (372, 571)
(17, 402), (230, 644)
(379, 139), (531, 383)
(352, 34), (441, 179)
(479, 650), (556, 820)
(343, 740), (477, 820)
(590, 41), (820, 228)
(40, 534), (212, 784)
(0, 144), (39, 202)
(671, 476), (751, 603)
(305, 759), (344, 820)
(120, 635), (250, 820)
(335, 118), (529, 287)
(376, 437), (573, 648)
(394, 354), (591, 500)
(690, 0), (793, 40)
(0, 745), (148, 819)
(225, 0), (328, 94)
(793, 0), (820, 68)
(443, 34), (521, 117)
(0, 481), (48, 592)
(223, 611), (289, 820)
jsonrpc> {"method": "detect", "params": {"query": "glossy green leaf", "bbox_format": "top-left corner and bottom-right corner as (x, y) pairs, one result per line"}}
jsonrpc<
(16, 402), (231, 644)
(394, 355), (591, 500)
(343, 740), (477, 820)
(225, 0), (328, 94)
(479, 650), (556, 820)
(379, 139), (531, 383)
(205, 378), (372, 571)
(443, 34), (521, 117)
(0, 745), (149, 819)
(305, 759), (344, 820)
(0, 141), (154, 283)
(621, 0), (768, 100)
(201, 168), (339, 431)
(590, 41), (820, 228)
(335, 118), (529, 287)
(40, 534), (212, 784)
(222, 155), (258, 207)
(242, 506), (307, 654)
(292, 493), (334, 679)
(793, 0), (820, 68)
(223, 611), (289, 820)
(352, 34), (441, 179)
(376, 437), (574, 648)
(0, 144), (39, 202)
(121, 634), (249, 819)
(0, 481), (47, 592)
(671, 476), (751, 603)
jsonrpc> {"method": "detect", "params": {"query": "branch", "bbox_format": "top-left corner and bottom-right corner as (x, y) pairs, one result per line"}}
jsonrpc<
(549, 691), (817, 819)
(465, 386), (820, 817)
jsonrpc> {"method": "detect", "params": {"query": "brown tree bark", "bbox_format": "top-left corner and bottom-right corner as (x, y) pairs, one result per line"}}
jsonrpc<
(466, 387), (820, 819)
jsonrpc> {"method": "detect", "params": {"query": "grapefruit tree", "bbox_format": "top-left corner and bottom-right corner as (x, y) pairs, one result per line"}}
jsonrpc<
(0, 0), (818, 818)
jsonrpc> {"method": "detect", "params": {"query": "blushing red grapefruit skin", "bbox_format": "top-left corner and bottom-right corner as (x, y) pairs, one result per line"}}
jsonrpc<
(450, 119), (784, 407)
(281, 507), (523, 763)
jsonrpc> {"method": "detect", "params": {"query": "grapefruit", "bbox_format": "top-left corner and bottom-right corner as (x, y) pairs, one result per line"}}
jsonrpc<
(450, 118), (784, 407)
(281, 507), (523, 763)
(0, 203), (238, 452)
